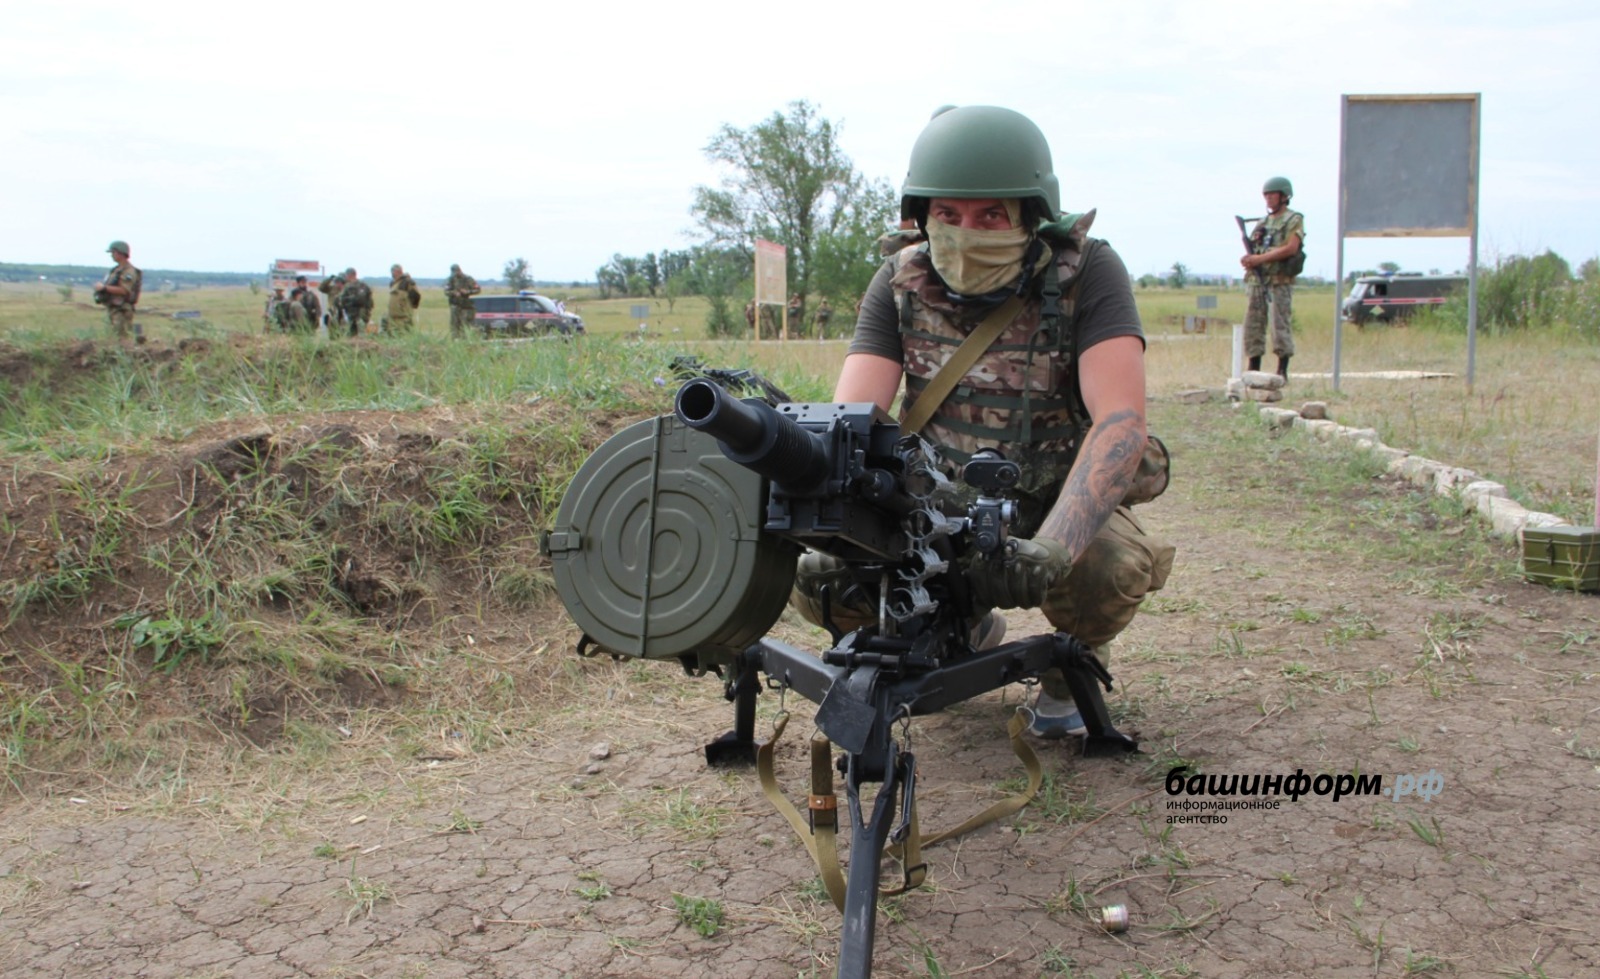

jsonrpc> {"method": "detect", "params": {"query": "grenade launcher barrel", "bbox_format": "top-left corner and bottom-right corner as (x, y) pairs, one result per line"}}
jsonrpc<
(674, 378), (831, 495)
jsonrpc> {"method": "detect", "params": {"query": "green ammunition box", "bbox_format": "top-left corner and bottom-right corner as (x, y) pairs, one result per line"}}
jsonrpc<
(1521, 526), (1600, 593)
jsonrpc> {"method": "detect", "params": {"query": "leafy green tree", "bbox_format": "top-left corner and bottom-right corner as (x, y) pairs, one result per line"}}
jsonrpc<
(807, 179), (898, 313)
(682, 246), (750, 337)
(660, 249), (690, 284)
(1378, 261), (1401, 275)
(1440, 249), (1573, 331)
(1168, 262), (1188, 289)
(595, 254), (643, 299)
(691, 100), (896, 329)
(503, 258), (533, 292)
(662, 272), (688, 314)
(642, 253), (661, 297)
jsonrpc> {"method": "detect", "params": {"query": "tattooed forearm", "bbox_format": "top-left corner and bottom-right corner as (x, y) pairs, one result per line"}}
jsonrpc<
(1036, 408), (1145, 563)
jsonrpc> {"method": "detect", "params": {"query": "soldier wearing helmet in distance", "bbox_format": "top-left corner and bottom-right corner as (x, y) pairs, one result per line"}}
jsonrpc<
(95, 240), (141, 340)
(794, 105), (1176, 739)
(444, 264), (481, 338)
(337, 268), (374, 336)
(1240, 176), (1305, 381)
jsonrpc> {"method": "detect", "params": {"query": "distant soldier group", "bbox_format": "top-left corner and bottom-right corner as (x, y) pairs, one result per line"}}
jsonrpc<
(243, 261), (478, 340)
(741, 294), (835, 338)
(265, 274), (323, 333)
(304, 263), (480, 338)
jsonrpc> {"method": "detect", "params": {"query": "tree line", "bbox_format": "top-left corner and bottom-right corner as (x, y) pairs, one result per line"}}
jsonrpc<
(0, 263), (258, 288)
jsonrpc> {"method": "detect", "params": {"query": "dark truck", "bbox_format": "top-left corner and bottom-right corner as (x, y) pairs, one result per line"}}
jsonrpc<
(1342, 272), (1467, 326)
(473, 291), (585, 338)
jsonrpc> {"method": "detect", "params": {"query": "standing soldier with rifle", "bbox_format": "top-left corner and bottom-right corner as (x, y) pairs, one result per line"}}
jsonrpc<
(337, 268), (374, 336)
(787, 292), (804, 338)
(94, 240), (141, 340)
(444, 263), (480, 338)
(1239, 176), (1305, 381)
(802, 104), (1176, 739)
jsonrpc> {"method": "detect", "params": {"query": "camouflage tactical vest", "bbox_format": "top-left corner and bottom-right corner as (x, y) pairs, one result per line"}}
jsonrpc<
(891, 213), (1098, 530)
(104, 264), (142, 306)
(446, 272), (479, 306)
(1256, 208), (1305, 284)
(341, 280), (372, 310)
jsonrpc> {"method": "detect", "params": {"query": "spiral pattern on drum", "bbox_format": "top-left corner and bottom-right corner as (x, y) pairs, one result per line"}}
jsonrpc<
(548, 416), (796, 661)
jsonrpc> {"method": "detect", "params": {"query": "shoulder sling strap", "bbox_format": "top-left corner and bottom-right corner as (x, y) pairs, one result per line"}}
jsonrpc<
(900, 295), (1023, 436)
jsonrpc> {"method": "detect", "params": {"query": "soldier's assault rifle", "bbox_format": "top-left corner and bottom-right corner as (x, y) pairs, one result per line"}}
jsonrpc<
(1237, 214), (1267, 286)
(669, 379), (1137, 979)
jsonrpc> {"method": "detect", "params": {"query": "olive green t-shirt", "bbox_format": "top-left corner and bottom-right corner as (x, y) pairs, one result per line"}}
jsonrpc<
(847, 238), (1145, 361)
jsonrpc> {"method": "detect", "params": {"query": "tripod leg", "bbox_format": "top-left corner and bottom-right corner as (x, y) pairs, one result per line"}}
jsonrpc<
(705, 650), (761, 767)
(835, 746), (904, 979)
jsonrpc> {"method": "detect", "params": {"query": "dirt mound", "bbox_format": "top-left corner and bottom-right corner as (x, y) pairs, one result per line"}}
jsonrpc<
(2, 346), (644, 763)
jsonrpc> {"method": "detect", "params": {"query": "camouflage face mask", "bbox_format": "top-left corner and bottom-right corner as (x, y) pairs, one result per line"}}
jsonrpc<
(924, 219), (1032, 295)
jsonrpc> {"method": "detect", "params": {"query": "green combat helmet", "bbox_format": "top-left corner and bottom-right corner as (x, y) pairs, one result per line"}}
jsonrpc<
(901, 105), (1060, 221)
(107, 240), (130, 256)
(1263, 176), (1294, 199)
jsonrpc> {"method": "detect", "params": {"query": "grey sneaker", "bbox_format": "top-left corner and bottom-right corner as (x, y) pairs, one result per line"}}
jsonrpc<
(1023, 691), (1086, 739)
(971, 612), (1007, 651)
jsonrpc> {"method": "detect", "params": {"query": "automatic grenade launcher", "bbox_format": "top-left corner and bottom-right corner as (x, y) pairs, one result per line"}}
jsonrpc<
(542, 375), (1137, 979)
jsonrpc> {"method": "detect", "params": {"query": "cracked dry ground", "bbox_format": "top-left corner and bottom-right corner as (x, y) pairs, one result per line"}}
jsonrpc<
(3, 401), (1598, 979)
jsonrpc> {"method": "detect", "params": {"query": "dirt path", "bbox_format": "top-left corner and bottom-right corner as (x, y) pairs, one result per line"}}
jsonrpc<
(3, 401), (1598, 978)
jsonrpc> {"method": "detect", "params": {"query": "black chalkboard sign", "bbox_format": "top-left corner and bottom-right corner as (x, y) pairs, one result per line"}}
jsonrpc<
(1340, 94), (1479, 236)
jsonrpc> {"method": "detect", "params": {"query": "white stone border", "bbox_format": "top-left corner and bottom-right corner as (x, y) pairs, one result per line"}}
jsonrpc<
(1252, 406), (1574, 542)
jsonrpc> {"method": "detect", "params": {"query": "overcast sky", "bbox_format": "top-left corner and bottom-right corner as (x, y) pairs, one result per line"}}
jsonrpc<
(4, 0), (1596, 284)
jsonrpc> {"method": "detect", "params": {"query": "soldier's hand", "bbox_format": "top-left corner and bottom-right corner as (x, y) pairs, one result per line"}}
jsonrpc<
(967, 536), (1073, 610)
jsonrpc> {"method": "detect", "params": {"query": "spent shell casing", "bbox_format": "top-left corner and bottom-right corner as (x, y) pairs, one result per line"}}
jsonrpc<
(1098, 904), (1129, 933)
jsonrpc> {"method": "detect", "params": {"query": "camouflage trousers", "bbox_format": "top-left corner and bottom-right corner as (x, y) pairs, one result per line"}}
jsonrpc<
(449, 304), (475, 337)
(790, 507), (1176, 700)
(387, 300), (414, 334)
(107, 304), (134, 339)
(1244, 281), (1295, 358)
(344, 314), (369, 337)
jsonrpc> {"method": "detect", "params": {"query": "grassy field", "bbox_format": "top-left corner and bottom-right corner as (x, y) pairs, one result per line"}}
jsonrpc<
(5, 280), (1597, 521)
